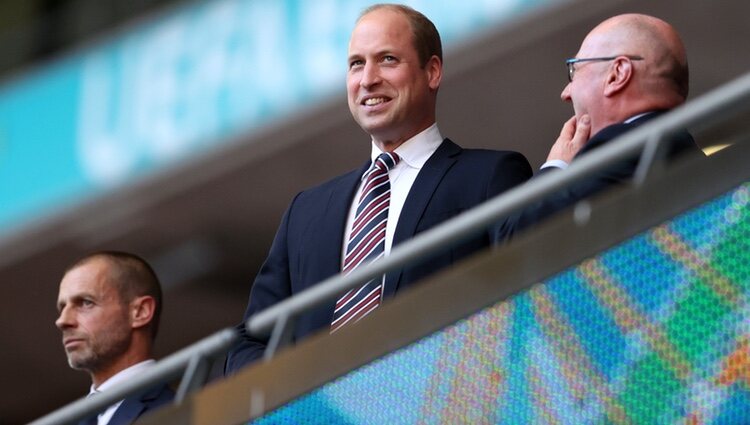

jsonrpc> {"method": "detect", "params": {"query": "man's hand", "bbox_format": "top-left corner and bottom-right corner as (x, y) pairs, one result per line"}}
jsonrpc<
(546, 114), (591, 163)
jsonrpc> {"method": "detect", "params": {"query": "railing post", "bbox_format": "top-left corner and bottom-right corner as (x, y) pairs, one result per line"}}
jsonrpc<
(633, 131), (667, 186)
(263, 313), (296, 361)
(175, 354), (211, 403)
(29, 328), (238, 425)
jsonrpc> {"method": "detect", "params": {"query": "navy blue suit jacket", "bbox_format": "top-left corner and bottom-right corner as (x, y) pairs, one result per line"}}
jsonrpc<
(225, 139), (532, 373)
(78, 383), (174, 425)
(500, 111), (700, 237)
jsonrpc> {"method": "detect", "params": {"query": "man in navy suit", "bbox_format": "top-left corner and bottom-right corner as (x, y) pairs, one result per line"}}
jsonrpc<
(56, 251), (173, 425)
(501, 13), (699, 236)
(226, 4), (532, 372)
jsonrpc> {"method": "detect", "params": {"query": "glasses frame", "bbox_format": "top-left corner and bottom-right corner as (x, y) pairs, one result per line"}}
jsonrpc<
(566, 55), (644, 82)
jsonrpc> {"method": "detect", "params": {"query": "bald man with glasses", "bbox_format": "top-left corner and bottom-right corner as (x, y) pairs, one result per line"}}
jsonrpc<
(499, 13), (701, 238)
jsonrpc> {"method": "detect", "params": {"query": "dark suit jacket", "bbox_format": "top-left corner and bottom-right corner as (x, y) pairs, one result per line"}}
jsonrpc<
(78, 383), (174, 425)
(501, 111), (700, 237)
(225, 139), (532, 373)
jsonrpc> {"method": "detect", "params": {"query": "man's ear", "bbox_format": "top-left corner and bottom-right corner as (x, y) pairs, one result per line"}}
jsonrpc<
(130, 296), (156, 330)
(426, 55), (442, 90)
(603, 57), (634, 97)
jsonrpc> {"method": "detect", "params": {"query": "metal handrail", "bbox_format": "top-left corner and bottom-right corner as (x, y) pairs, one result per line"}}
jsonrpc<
(246, 71), (750, 353)
(29, 328), (237, 425)
(31, 70), (750, 425)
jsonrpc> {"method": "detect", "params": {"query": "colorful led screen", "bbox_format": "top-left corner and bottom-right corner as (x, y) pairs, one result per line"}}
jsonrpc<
(254, 181), (750, 424)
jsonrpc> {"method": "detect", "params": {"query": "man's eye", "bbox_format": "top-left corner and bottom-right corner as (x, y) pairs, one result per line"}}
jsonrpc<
(383, 56), (397, 62)
(349, 59), (364, 69)
(81, 299), (94, 307)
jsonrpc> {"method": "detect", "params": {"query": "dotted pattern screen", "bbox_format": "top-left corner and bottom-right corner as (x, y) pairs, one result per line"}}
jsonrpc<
(254, 182), (750, 424)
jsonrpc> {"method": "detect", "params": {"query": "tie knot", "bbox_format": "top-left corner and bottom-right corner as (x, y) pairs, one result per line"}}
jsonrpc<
(373, 152), (400, 173)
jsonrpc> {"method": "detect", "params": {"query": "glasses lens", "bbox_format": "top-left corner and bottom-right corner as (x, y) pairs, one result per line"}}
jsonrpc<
(567, 62), (574, 82)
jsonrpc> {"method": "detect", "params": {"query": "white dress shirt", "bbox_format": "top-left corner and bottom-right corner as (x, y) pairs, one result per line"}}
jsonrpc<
(87, 359), (156, 425)
(341, 124), (444, 266)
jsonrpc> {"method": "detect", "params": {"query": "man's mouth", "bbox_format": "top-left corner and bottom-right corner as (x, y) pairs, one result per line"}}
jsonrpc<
(63, 337), (85, 349)
(362, 97), (389, 106)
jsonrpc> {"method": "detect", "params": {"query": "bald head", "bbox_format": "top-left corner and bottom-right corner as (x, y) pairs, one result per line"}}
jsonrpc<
(591, 14), (688, 99)
(563, 14), (689, 134)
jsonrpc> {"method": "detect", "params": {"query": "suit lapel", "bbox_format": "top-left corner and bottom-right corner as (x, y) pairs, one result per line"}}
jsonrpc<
(107, 397), (146, 425)
(106, 384), (169, 425)
(319, 162), (370, 278)
(314, 161), (370, 325)
(383, 139), (461, 297)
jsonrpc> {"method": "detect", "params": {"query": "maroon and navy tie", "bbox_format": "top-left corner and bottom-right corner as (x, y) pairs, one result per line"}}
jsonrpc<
(331, 152), (400, 332)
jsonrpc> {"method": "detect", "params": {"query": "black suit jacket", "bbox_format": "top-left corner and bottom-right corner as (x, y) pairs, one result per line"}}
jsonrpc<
(78, 383), (174, 425)
(501, 112), (699, 236)
(225, 139), (532, 373)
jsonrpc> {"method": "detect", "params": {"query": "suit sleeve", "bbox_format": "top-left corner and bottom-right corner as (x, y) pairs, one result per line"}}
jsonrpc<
(488, 151), (534, 194)
(502, 158), (638, 238)
(489, 151), (533, 240)
(225, 196), (298, 374)
(498, 128), (699, 240)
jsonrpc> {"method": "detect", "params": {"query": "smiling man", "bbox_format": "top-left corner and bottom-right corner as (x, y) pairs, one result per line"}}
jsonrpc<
(226, 4), (532, 372)
(56, 251), (173, 425)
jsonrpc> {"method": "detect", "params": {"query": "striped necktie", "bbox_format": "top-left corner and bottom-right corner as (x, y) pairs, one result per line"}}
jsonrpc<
(331, 152), (400, 333)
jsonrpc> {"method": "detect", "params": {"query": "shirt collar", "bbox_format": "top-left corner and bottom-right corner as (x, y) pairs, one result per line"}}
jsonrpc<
(623, 111), (657, 124)
(369, 123), (443, 169)
(89, 359), (156, 394)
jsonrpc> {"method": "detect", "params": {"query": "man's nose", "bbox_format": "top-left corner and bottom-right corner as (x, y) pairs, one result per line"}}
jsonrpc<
(360, 62), (381, 88)
(55, 307), (75, 330)
(560, 83), (572, 102)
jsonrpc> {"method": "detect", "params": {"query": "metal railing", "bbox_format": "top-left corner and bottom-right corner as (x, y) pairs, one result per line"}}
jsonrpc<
(30, 70), (750, 424)
(29, 328), (237, 425)
(246, 71), (750, 357)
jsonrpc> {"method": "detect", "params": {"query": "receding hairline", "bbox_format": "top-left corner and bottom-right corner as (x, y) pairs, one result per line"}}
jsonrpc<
(65, 252), (157, 295)
(355, 3), (443, 66)
(63, 251), (163, 337)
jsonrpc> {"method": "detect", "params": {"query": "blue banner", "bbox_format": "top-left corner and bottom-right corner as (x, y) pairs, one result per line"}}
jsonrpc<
(0, 0), (544, 232)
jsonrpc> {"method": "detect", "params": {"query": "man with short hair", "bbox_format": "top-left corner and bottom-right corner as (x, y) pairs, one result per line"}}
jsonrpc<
(503, 13), (699, 235)
(226, 4), (532, 372)
(56, 251), (173, 425)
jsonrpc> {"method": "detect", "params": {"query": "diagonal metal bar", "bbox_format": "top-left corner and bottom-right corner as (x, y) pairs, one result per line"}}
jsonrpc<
(247, 71), (750, 343)
(29, 328), (237, 425)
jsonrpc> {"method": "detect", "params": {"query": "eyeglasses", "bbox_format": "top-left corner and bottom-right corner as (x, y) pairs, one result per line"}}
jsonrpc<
(565, 55), (644, 82)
